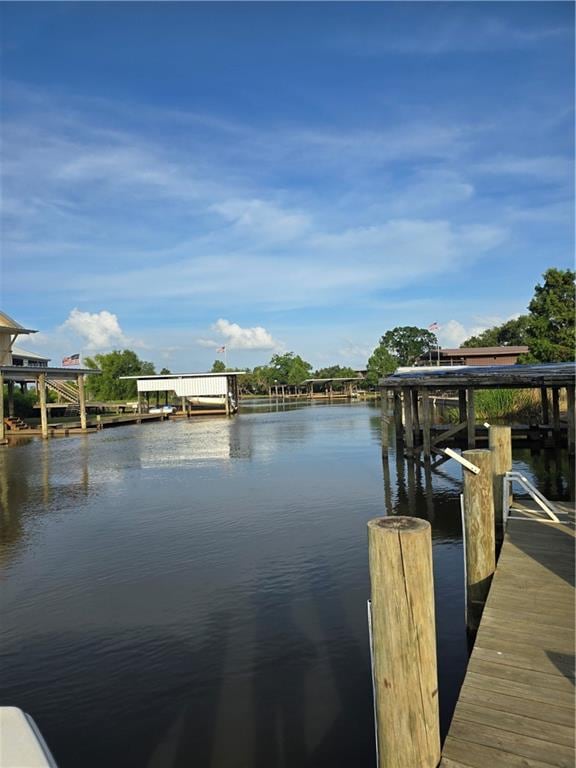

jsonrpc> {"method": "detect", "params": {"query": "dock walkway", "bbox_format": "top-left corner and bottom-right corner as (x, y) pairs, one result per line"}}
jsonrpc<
(440, 500), (575, 767)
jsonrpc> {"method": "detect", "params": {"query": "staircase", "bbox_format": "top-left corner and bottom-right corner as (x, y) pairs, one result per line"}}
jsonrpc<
(4, 416), (31, 431)
(46, 379), (79, 405)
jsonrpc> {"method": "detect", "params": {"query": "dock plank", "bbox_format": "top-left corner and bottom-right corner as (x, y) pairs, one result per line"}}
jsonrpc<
(440, 501), (575, 767)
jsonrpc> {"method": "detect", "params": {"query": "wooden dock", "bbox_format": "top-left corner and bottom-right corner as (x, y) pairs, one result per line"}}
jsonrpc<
(440, 499), (575, 768)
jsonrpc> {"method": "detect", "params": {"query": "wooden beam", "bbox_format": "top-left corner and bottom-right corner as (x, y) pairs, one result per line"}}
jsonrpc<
(393, 391), (403, 442)
(0, 373), (4, 441)
(431, 421), (467, 447)
(567, 386), (575, 456)
(540, 387), (549, 426)
(552, 387), (561, 443)
(489, 426), (512, 540)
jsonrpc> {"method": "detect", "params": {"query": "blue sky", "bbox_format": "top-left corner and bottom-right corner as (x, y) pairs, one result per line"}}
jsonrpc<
(1, 2), (574, 372)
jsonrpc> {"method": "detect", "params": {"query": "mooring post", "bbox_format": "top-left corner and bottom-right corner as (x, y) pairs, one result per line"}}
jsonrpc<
(552, 387), (561, 445)
(462, 449), (495, 633)
(77, 374), (87, 431)
(466, 389), (476, 449)
(411, 389), (420, 445)
(567, 386), (575, 456)
(380, 392), (390, 457)
(367, 517), (440, 768)
(540, 387), (550, 426)
(393, 391), (403, 443)
(489, 425), (512, 542)
(38, 373), (48, 439)
(402, 388), (414, 451)
(421, 389), (431, 459)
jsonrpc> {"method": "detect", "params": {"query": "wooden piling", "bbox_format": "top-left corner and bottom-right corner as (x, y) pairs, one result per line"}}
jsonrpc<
(567, 386), (575, 456)
(552, 387), (561, 444)
(393, 391), (403, 442)
(458, 389), (466, 424)
(466, 389), (476, 448)
(77, 374), (87, 430)
(380, 393), (390, 456)
(411, 389), (420, 442)
(0, 373), (4, 441)
(402, 388), (414, 451)
(488, 425), (512, 540)
(368, 517), (440, 768)
(38, 373), (48, 439)
(421, 389), (431, 458)
(540, 387), (549, 425)
(462, 449), (495, 632)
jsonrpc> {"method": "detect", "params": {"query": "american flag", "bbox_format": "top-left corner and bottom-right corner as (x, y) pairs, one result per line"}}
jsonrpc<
(216, 345), (226, 353)
(62, 353), (80, 367)
(428, 322), (439, 332)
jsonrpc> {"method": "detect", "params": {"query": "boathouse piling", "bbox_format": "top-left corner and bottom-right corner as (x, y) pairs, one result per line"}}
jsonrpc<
(488, 425), (512, 540)
(461, 449), (495, 633)
(393, 391), (403, 442)
(38, 372), (48, 439)
(367, 516), (440, 768)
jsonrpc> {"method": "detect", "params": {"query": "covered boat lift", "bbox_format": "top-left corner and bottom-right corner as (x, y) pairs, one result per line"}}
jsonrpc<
(379, 362), (576, 459)
(119, 372), (245, 416)
(301, 377), (363, 399)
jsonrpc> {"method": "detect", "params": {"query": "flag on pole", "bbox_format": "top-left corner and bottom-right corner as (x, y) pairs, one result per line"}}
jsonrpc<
(216, 345), (226, 354)
(62, 353), (80, 367)
(428, 322), (439, 332)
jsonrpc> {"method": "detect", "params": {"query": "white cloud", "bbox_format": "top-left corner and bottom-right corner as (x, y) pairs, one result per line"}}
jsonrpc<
(211, 198), (311, 241)
(211, 319), (280, 350)
(61, 308), (129, 350)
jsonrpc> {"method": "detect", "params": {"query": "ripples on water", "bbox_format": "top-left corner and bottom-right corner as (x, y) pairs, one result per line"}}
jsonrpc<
(0, 401), (567, 767)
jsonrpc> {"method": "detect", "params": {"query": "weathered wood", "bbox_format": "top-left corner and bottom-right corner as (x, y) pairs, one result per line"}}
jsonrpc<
(77, 374), (87, 430)
(380, 393), (389, 456)
(540, 387), (549, 425)
(38, 373), (48, 439)
(567, 386), (575, 456)
(411, 389), (420, 441)
(393, 391), (403, 442)
(0, 373), (4, 441)
(402, 388), (414, 450)
(458, 389), (467, 423)
(7, 380), (14, 417)
(441, 505), (575, 767)
(421, 389), (431, 457)
(368, 517), (440, 768)
(462, 449), (495, 631)
(431, 421), (467, 447)
(489, 425), (511, 538)
(552, 386), (561, 441)
(466, 388), (476, 448)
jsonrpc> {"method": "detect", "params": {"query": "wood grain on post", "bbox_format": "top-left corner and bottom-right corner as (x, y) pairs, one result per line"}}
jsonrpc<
(368, 517), (440, 768)
(462, 449), (495, 632)
(38, 373), (48, 439)
(77, 374), (87, 430)
(489, 425), (512, 538)
(466, 389), (476, 449)
(402, 388), (414, 450)
(421, 389), (431, 458)
(393, 392), (403, 443)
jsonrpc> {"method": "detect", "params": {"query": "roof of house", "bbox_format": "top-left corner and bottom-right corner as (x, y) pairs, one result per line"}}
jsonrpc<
(439, 346), (529, 356)
(0, 311), (37, 335)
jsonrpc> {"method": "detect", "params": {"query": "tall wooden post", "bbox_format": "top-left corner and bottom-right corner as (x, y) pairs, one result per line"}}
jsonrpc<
(77, 374), (87, 431)
(540, 387), (549, 426)
(393, 391), (403, 443)
(421, 389), (431, 459)
(458, 389), (467, 423)
(567, 386), (575, 456)
(380, 392), (389, 457)
(368, 517), (440, 768)
(0, 373), (4, 441)
(462, 449), (495, 632)
(402, 388), (414, 451)
(489, 425), (512, 540)
(7, 380), (14, 417)
(466, 389), (476, 449)
(38, 373), (48, 439)
(411, 390), (420, 445)
(552, 387), (561, 445)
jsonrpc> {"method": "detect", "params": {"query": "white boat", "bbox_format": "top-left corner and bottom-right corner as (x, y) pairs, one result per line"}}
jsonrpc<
(0, 707), (58, 767)
(188, 395), (237, 412)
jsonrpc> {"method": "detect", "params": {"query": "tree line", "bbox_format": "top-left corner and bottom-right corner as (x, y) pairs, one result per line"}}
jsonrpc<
(82, 267), (574, 401)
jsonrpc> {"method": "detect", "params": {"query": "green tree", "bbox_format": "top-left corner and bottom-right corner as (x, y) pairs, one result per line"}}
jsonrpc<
(314, 365), (358, 379)
(268, 352), (312, 385)
(462, 315), (531, 348)
(366, 343), (397, 387)
(84, 350), (155, 401)
(380, 326), (438, 366)
(160, 367), (171, 375)
(522, 268), (575, 362)
(211, 360), (226, 373)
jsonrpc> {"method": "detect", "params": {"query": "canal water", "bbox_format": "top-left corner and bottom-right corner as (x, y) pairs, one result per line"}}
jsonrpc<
(0, 401), (567, 767)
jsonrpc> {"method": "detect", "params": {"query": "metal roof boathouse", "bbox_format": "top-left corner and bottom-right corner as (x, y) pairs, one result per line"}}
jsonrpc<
(379, 362), (576, 459)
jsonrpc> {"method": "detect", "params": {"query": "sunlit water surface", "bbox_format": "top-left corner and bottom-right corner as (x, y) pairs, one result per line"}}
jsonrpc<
(1, 401), (566, 767)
